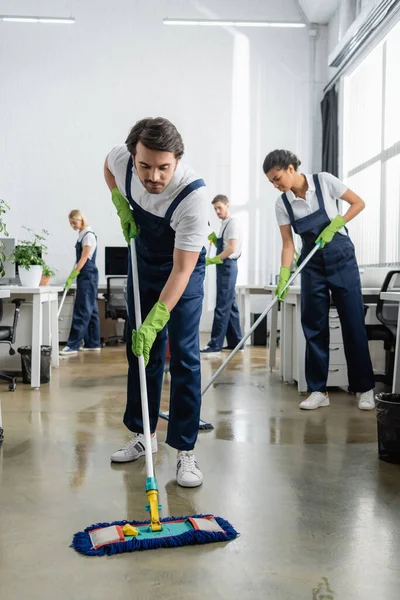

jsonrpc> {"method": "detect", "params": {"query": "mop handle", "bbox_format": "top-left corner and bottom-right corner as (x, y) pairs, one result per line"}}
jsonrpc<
(207, 241), (212, 258)
(57, 288), (68, 319)
(130, 238), (154, 480)
(57, 262), (79, 319)
(201, 242), (321, 396)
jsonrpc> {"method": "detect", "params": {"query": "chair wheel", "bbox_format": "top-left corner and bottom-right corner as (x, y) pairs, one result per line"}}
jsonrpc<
(8, 382), (16, 391)
(9, 348), (15, 356)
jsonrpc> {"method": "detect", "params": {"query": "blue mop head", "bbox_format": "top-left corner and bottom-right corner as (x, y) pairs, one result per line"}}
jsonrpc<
(71, 514), (238, 556)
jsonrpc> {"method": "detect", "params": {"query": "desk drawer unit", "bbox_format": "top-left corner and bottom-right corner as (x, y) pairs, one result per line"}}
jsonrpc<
(327, 309), (348, 386)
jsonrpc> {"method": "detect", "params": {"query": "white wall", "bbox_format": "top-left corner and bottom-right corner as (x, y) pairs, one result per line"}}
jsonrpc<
(0, 0), (328, 330)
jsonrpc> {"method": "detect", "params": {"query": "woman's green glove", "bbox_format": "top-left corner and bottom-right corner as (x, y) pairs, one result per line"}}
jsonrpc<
(208, 232), (218, 246)
(275, 266), (291, 301)
(206, 256), (223, 266)
(132, 301), (170, 366)
(65, 268), (80, 292)
(111, 187), (138, 243)
(315, 215), (346, 248)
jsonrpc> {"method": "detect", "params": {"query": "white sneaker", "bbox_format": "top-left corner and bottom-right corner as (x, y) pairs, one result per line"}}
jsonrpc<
(176, 451), (203, 488)
(59, 346), (78, 356)
(299, 392), (330, 410)
(358, 389), (375, 410)
(80, 347), (101, 352)
(110, 433), (158, 463)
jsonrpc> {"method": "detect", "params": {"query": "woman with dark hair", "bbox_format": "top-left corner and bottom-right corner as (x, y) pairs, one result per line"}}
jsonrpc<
(263, 150), (375, 411)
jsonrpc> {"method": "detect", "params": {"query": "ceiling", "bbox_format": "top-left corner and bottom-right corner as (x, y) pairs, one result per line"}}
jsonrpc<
(297, 0), (340, 24)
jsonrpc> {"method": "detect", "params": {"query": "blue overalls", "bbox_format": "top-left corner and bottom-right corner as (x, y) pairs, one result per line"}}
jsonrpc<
(124, 156), (206, 451)
(67, 231), (100, 350)
(208, 220), (243, 350)
(281, 174), (375, 394)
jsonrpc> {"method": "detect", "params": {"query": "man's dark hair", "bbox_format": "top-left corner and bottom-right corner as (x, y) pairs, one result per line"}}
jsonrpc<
(125, 117), (184, 159)
(212, 194), (229, 205)
(262, 149), (301, 175)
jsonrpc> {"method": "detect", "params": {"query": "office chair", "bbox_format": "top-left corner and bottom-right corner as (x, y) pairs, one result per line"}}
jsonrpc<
(365, 270), (400, 386)
(0, 298), (25, 391)
(102, 276), (128, 346)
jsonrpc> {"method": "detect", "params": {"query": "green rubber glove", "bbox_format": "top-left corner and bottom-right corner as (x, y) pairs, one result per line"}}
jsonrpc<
(111, 187), (139, 243)
(275, 266), (291, 301)
(132, 301), (170, 366)
(208, 232), (218, 246)
(206, 256), (223, 266)
(65, 268), (80, 292)
(315, 215), (346, 248)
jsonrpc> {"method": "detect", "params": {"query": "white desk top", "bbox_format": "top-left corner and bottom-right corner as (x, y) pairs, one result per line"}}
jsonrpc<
(238, 284), (381, 295)
(0, 290), (10, 299)
(1, 285), (64, 294)
(381, 291), (400, 302)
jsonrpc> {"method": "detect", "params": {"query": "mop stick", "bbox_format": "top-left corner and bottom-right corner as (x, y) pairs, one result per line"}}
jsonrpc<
(130, 238), (161, 532)
(57, 263), (77, 318)
(57, 288), (68, 319)
(201, 242), (321, 396)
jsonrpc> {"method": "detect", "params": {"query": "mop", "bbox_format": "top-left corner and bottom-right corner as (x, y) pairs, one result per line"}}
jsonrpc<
(57, 263), (77, 318)
(159, 239), (215, 431)
(201, 242), (321, 396)
(71, 238), (238, 556)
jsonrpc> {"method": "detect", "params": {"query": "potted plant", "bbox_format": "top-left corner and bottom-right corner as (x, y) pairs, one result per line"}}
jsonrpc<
(0, 199), (10, 277)
(40, 264), (56, 286)
(11, 228), (49, 287)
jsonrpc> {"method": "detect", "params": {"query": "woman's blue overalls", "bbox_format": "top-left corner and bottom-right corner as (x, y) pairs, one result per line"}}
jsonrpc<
(67, 231), (100, 350)
(208, 220), (243, 350)
(124, 156), (206, 451)
(281, 174), (375, 393)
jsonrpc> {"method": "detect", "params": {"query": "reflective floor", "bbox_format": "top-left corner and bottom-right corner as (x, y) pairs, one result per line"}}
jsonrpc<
(0, 344), (399, 600)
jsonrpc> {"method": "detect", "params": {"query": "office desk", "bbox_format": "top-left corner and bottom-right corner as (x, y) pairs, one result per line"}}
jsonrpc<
(380, 291), (400, 393)
(280, 287), (381, 392)
(3, 286), (63, 388)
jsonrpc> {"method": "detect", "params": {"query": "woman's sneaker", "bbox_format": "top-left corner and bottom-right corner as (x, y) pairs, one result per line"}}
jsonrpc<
(176, 451), (203, 487)
(110, 433), (158, 462)
(358, 389), (375, 410)
(59, 346), (78, 356)
(299, 392), (330, 410)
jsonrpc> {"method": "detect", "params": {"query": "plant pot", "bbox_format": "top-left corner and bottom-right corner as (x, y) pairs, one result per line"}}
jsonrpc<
(40, 275), (51, 286)
(19, 265), (43, 287)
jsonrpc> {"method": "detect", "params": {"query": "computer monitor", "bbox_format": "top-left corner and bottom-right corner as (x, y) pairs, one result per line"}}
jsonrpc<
(0, 238), (16, 281)
(105, 246), (128, 276)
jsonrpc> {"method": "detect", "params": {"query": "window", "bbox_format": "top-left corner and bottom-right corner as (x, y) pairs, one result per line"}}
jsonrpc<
(342, 21), (400, 265)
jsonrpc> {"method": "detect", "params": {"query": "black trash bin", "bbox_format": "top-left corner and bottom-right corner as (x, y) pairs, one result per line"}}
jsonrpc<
(375, 393), (400, 464)
(17, 346), (52, 384)
(251, 313), (267, 346)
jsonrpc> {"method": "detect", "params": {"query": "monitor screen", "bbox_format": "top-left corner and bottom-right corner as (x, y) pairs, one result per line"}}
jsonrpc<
(105, 246), (128, 276)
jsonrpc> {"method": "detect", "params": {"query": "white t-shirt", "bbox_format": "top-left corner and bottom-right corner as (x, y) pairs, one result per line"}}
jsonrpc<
(107, 145), (208, 253)
(218, 217), (242, 259)
(275, 172), (348, 235)
(78, 226), (97, 259)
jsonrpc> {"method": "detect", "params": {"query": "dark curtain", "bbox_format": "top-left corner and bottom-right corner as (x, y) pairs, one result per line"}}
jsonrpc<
(321, 87), (338, 177)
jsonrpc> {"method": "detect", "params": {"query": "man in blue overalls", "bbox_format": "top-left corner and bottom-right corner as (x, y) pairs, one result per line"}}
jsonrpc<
(104, 118), (208, 487)
(201, 194), (243, 353)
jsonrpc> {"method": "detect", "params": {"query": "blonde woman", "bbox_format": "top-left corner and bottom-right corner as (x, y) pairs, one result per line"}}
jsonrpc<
(60, 210), (100, 356)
